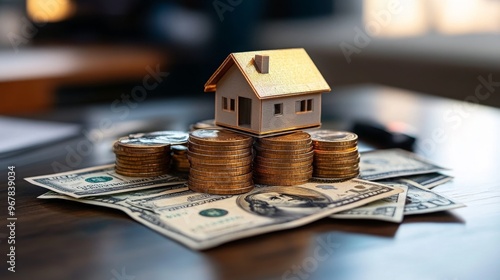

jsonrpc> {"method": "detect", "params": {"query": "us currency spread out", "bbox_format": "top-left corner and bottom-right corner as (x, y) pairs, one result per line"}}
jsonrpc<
(27, 146), (463, 249)
(386, 179), (464, 215)
(330, 184), (408, 223)
(25, 164), (186, 198)
(38, 179), (401, 250)
(359, 149), (448, 180)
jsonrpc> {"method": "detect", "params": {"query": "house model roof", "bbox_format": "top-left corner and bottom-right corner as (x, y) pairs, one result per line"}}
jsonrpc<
(204, 48), (331, 99)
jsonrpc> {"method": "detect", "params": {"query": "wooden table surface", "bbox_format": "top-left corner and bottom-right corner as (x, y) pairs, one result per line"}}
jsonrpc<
(1, 86), (499, 280)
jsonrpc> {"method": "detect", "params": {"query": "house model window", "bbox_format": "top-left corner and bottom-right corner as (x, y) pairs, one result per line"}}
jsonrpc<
(222, 97), (235, 112)
(274, 103), (283, 116)
(296, 99), (313, 113)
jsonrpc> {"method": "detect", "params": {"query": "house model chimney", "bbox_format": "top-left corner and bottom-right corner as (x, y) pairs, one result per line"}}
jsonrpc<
(254, 55), (269, 74)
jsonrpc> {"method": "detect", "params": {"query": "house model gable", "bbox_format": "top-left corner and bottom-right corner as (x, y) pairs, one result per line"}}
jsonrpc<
(205, 48), (330, 98)
(204, 48), (331, 136)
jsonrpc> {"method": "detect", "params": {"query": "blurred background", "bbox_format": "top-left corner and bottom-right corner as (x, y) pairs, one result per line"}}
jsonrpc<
(1, 0), (500, 115)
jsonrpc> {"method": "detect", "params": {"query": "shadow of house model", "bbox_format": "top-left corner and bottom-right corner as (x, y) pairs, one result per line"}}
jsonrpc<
(204, 48), (331, 136)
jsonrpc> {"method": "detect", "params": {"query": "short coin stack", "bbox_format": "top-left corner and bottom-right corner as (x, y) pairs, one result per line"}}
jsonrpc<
(253, 131), (314, 186)
(113, 131), (189, 177)
(308, 130), (360, 180)
(187, 129), (254, 194)
(171, 145), (190, 172)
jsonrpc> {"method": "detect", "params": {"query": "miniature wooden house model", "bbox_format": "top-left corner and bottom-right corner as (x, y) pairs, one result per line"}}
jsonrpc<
(204, 48), (331, 136)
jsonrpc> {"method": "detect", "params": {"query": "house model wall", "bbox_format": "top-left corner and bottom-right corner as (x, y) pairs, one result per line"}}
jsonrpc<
(204, 48), (331, 136)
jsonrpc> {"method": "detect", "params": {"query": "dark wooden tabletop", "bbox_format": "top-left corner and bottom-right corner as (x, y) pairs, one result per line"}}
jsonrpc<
(1, 86), (499, 280)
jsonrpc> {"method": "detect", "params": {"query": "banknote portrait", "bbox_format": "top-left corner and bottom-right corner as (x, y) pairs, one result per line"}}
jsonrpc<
(237, 186), (333, 219)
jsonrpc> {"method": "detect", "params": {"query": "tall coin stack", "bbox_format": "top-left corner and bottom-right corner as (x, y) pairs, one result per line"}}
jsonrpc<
(308, 130), (360, 180)
(113, 131), (189, 177)
(253, 131), (314, 186)
(187, 129), (254, 194)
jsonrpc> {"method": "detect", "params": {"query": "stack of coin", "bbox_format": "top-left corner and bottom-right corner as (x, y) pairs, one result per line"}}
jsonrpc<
(253, 131), (313, 186)
(187, 129), (254, 194)
(113, 131), (189, 177)
(308, 130), (360, 180)
(171, 145), (190, 172)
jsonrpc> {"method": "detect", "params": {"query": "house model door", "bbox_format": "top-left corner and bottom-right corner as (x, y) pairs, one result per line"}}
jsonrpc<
(238, 97), (252, 127)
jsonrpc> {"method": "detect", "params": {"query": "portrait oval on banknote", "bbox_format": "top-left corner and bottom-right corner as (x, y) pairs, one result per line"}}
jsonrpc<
(237, 186), (333, 219)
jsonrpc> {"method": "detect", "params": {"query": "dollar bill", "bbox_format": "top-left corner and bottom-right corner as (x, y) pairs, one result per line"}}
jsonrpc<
(384, 180), (464, 215)
(39, 179), (402, 250)
(25, 164), (186, 198)
(330, 184), (408, 223)
(359, 149), (447, 181)
(395, 173), (453, 189)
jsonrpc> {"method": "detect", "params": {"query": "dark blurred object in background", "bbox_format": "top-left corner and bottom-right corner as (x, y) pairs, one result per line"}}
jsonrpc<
(1, 0), (500, 113)
(28, 0), (335, 100)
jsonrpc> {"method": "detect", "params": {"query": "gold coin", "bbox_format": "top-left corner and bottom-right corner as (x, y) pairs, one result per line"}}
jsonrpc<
(313, 154), (359, 162)
(256, 152), (313, 161)
(189, 159), (252, 169)
(253, 173), (312, 181)
(310, 176), (357, 182)
(188, 177), (253, 187)
(313, 154), (360, 164)
(115, 165), (169, 173)
(253, 167), (313, 176)
(188, 145), (251, 156)
(115, 158), (170, 166)
(314, 164), (359, 171)
(115, 169), (169, 177)
(257, 131), (311, 146)
(313, 149), (359, 158)
(253, 160), (312, 169)
(313, 142), (357, 151)
(253, 155), (313, 165)
(113, 147), (170, 158)
(308, 130), (358, 145)
(189, 168), (250, 178)
(189, 164), (252, 173)
(253, 165), (313, 174)
(188, 183), (253, 195)
(188, 154), (253, 165)
(187, 140), (252, 151)
(253, 176), (312, 185)
(313, 168), (360, 177)
(254, 145), (313, 155)
(113, 140), (170, 154)
(314, 147), (358, 154)
(115, 161), (169, 169)
(115, 164), (169, 171)
(189, 171), (252, 182)
(253, 177), (309, 186)
(314, 164), (360, 172)
(255, 140), (313, 150)
(189, 129), (254, 146)
(187, 150), (252, 160)
(115, 156), (170, 164)
(114, 149), (170, 157)
(312, 173), (359, 180)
